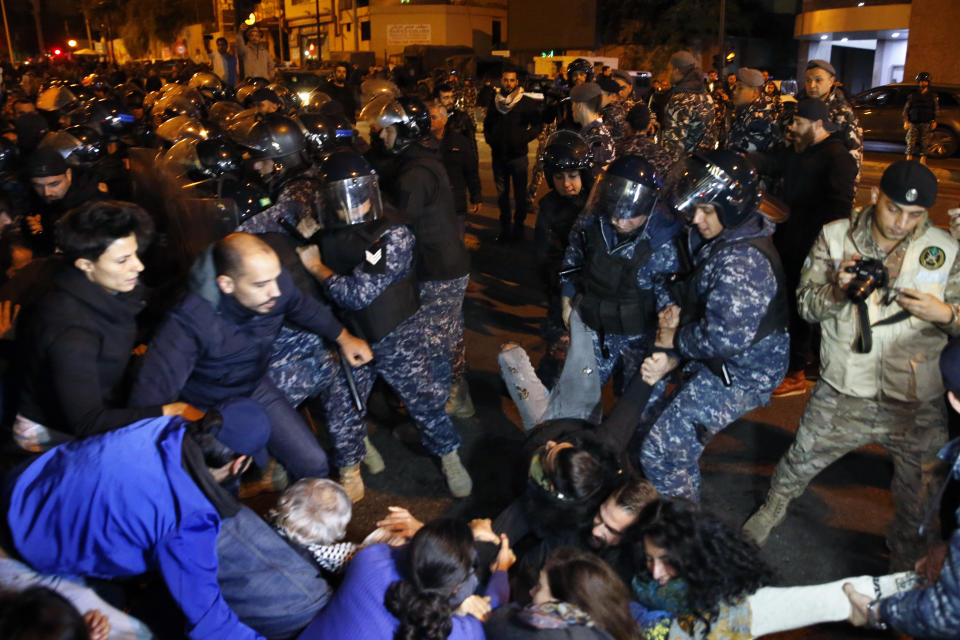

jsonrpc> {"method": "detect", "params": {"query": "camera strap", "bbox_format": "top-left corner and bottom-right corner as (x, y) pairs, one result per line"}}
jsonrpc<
(856, 305), (912, 353)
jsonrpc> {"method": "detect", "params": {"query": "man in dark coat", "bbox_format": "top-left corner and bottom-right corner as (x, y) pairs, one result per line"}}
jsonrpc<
(484, 68), (543, 242)
(749, 98), (857, 393)
(129, 232), (372, 480)
(429, 100), (480, 240)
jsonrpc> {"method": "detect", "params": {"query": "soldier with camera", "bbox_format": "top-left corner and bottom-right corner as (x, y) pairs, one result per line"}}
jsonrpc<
(743, 161), (960, 571)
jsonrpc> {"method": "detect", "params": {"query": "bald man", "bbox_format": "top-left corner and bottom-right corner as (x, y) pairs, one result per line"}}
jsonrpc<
(130, 233), (372, 480)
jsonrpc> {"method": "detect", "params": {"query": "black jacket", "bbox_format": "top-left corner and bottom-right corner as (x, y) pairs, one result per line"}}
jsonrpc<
(22, 170), (108, 256)
(535, 190), (587, 292)
(440, 127), (481, 216)
(394, 143), (470, 281)
(323, 81), (358, 123)
(750, 133), (857, 273)
(484, 94), (543, 160)
(16, 263), (162, 436)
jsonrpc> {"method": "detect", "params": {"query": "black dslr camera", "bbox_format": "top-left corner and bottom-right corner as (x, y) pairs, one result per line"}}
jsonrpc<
(844, 258), (889, 304)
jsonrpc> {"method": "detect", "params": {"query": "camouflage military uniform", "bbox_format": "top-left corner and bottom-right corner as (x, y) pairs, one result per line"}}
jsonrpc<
(635, 216), (789, 500)
(726, 96), (782, 153)
(615, 133), (675, 178)
(420, 275), (470, 392)
(581, 118), (616, 170)
(822, 88), (863, 175)
(662, 85), (718, 161)
(903, 89), (940, 159)
(526, 120), (557, 213)
(238, 173), (321, 235)
(761, 208), (960, 568)
(318, 224), (462, 467)
(600, 100), (629, 140)
(711, 86), (731, 148)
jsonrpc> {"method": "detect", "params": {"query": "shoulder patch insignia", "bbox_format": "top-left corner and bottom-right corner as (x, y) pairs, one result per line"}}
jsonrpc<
(919, 246), (945, 270)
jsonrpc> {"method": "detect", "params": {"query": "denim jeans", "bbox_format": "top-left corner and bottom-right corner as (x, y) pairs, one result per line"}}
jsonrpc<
(250, 378), (329, 480)
(492, 155), (529, 226)
(217, 505), (330, 639)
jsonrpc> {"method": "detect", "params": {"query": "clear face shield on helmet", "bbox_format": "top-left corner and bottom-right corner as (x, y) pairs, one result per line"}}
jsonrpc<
(664, 160), (735, 225)
(323, 175), (383, 227)
(359, 96), (409, 131)
(585, 172), (659, 234)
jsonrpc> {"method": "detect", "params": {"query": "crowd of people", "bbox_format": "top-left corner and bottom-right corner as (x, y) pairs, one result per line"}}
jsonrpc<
(0, 37), (956, 640)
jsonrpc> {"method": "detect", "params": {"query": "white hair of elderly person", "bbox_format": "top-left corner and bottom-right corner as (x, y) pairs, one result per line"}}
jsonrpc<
(269, 478), (406, 574)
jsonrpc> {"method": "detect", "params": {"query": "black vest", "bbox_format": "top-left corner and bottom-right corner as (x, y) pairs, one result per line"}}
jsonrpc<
(318, 218), (419, 343)
(907, 89), (937, 123)
(671, 233), (788, 348)
(577, 220), (657, 335)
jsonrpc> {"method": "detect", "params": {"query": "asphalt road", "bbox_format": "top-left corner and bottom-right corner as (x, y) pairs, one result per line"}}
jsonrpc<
(279, 140), (960, 639)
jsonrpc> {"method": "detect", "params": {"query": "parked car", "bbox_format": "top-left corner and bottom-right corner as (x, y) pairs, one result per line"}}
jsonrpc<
(850, 83), (960, 158)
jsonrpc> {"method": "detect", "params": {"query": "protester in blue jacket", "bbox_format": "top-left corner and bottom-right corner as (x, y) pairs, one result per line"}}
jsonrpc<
(3, 401), (331, 640)
(129, 232), (372, 480)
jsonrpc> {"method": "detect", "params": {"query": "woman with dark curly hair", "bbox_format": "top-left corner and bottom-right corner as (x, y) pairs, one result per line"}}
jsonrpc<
(297, 517), (515, 640)
(629, 500), (921, 639)
(486, 547), (639, 640)
(630, 499), (772, 638)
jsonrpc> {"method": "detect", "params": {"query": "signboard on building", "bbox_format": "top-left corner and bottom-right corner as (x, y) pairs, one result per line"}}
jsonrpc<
(386, 23), (432, 46)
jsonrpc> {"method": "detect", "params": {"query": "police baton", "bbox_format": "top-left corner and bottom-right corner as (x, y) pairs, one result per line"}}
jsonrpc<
(339, 347), (366, 414)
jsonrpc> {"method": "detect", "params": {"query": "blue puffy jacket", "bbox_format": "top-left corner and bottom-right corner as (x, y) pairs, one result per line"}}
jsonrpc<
(129, 250), (343, 409)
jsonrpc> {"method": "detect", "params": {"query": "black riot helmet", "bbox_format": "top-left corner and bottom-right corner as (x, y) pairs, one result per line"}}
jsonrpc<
(165, 137), (243, 181)
(0, 138), (19, 177)
(151, 93), (203, 126)
(916, 71), (931, 83)
(229, 113), (306, 167)
(266, 83), (301, 112)
(566, 58), (594, 84)
(36, 86), (78, 113)
(541, 130), (591, 179)
(207, 100), (246, 130)
(360, 95), (430, 154)
(37, 126), (105, 167)
(188, 71), (226, 103)
(665, 150), (760, 229)
(155, 115), (210, 148)
(317, 149), (384, 227)
(79, 99), (136, 137)
(235, 84), (259, 107)
(219, 176), (274, 224)
(584, 154), (660, 224)
(117, 83), (145, 111)
(300, 90), (332, 113)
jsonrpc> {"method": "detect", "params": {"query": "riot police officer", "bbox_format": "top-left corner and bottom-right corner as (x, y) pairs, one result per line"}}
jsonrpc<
(903, 71), (939, 163)
(362, 95), (474, 417)
(533, 130), (592, 386)
(636, 151), (789, 501)
(299, 150), (471, 500)
(228, 113), (321, 235)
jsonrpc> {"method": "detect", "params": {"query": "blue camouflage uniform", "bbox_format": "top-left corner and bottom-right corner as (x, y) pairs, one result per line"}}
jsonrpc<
(726, 96), (782, 153)
(560, 208), (680, 390)
(634, 214), (789, 500)
(318, 224), (461, 468)
(877, 437), (960, 637)
(238, 172), (322, 235)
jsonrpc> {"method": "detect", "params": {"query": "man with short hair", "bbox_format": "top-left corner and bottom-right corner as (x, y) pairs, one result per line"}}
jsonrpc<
(483, 68), (543, 242)
(726, 67), (781, 153)
(205, 36), (238, 87)
(743, 161), (960, 571)
(801, 59), (863, 173)
(661, 50), (717, 160)
(750, 99), (858, 394)
(435, 81), (477, 155)
(3, 401), (332, 639)
(130, 233), (372, 481)
(324, 64), (358, 123)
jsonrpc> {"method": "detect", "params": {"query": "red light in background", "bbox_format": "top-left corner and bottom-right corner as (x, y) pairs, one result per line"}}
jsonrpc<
(53, 48), (61, 55)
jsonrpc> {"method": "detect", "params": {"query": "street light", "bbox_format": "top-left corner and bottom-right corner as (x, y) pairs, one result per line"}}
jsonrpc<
(68, 39), (77, 48)
(245, 13), (257, 26)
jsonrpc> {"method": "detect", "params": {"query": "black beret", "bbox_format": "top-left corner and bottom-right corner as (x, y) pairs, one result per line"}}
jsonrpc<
(880, 160), (938, 208)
